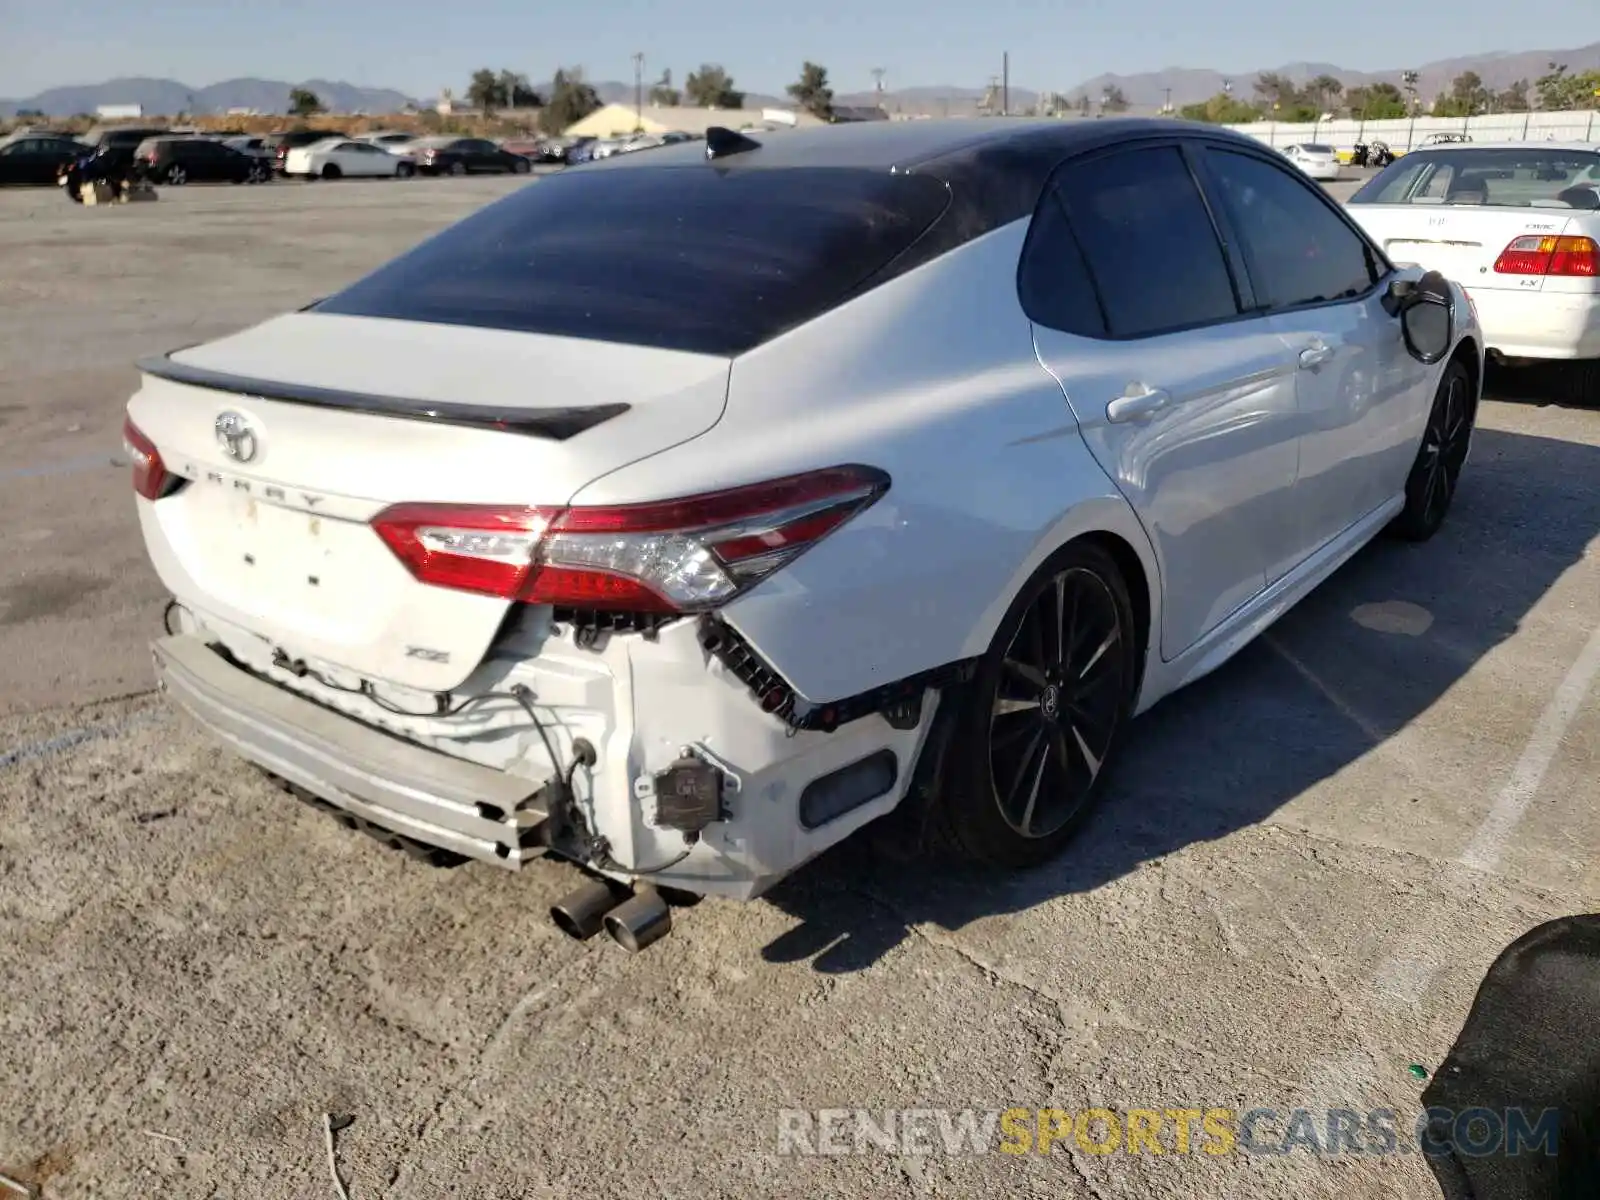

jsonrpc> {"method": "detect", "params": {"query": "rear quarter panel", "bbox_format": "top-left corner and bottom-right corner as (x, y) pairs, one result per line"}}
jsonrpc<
(567, 219), (1160, 704)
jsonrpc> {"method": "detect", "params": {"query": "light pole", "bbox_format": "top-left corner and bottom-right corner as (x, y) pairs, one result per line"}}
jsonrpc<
(1163, 87), (1172, 115)
(871, 67), (886, 112)
(632, 52), (644, 130)
(1402, 70), (1419, 151)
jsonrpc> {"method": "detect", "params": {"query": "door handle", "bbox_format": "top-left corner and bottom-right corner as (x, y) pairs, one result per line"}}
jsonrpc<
(1106, 387), (1172, 424)
(1298, 343), (1335, 370)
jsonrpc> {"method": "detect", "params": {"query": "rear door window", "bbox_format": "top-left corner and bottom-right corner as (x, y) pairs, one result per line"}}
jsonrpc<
(1203, 148), (1381, 309)
(1017, 191), (1107, 337)
(316, 166), (953, 356)
(1052, 144), (1240, 338)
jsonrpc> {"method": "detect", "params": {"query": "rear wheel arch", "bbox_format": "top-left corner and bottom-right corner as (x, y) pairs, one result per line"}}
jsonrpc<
(963, 499), (1160, 678)
(1076, 530), (1152, 683)
(1449, 334), (1482, 417)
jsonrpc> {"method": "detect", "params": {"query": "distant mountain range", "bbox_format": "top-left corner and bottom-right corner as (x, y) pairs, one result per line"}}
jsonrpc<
(0, 76), (412, 118)
(5, 42), (1599, 119)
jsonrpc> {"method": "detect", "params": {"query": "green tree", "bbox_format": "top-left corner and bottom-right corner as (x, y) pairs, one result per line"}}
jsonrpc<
(467, 68), (504, 112)
(1433, 70), (1491, 117)
(538, 67), (602, 134)
(1535, 62), (1600, 110)
(787, 61), (834, 119)
(1495, 79), (1531, 112)
(497, 70), (541, 108)
(685, 63), (744, 108)
(648, 69), (681, 107)
(1345, 82), (1407, 120)
(1100, 85), (1128, 113)
(288, 87), (325, 117)
(1179, 92), (1260, 123)
(1304, 74), (1343, 114)
(1252, 71), (1301, 109)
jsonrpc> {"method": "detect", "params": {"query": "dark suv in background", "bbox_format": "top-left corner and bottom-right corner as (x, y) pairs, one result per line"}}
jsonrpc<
(78, 126), (171, 175)
(135, 137), (269, 185)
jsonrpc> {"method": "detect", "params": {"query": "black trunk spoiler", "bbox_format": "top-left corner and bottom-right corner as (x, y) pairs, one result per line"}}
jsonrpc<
(136, 352), (629, 441)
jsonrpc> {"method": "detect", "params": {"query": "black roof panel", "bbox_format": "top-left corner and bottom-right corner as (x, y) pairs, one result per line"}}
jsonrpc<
(583, 116), (1255, 175)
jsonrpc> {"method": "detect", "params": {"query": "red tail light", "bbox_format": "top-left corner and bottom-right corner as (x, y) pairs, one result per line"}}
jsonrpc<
(371, 466), (889, 613)
(1493, 234), (1599, 277)
(122, 416), (173, 500)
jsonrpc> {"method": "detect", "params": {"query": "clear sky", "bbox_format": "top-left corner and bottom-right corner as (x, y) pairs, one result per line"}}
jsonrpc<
(3, 0), (1595, 99)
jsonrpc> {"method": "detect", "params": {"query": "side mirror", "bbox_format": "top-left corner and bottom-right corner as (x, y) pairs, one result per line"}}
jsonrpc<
(1385, 270), (1454, 365)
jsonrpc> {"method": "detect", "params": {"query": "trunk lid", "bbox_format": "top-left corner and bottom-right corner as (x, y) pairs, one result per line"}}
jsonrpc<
(1350, 204), (1580, 294)
(129, 312), (731, 692)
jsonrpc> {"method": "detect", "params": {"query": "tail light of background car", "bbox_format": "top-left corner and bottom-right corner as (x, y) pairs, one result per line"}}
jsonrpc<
(371, 466), (890, 613)
(122, 416), (175, 500)
(1493, 235), (1599, 277)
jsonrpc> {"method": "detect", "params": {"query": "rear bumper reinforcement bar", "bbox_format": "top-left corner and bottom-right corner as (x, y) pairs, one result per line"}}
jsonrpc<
(151, 634), (549, 868)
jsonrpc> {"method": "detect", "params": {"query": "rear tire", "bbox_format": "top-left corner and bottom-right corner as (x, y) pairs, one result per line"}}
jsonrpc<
(512, 158), (530, 174)
(923, 540), (1141, 868)
(321, 164), (342, 180)
(1565, 359), (1600, 406)
(1388, 358), (1474, 542)
(396, 161), (415, 178)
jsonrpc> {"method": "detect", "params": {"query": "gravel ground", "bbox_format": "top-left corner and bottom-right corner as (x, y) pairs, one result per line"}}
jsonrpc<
(0, 174), (1596, 1200)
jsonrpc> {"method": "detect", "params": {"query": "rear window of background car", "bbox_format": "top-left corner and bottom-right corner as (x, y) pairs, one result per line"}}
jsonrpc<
(1350, 149), (1600, 207)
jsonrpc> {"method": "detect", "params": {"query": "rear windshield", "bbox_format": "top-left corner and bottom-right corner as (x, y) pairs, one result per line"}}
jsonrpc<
(315, 166), (952, 356)
(1303, 144), (1334, 154)
(1349, 148), (1600, 208)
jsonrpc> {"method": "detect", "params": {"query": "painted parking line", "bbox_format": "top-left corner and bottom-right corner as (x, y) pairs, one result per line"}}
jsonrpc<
(1367, 617), (1600, 1007)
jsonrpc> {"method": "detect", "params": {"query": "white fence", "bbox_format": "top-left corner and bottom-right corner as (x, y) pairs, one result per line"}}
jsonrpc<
(1224, 108), (1599, 154)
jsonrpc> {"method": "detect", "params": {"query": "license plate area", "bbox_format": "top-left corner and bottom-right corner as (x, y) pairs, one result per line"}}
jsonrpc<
(187, 489), (378, 622)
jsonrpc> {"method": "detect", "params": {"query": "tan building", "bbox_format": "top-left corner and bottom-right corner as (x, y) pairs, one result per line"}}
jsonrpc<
(563, 103), (826, 139)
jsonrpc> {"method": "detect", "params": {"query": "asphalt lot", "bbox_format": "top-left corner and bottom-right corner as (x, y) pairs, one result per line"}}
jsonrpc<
(1, 175), (1597, 1199)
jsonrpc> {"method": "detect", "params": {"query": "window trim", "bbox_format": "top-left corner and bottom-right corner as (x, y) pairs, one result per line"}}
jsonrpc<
(1018, 136), (1261, 342)
(1192, 141), (1394, 318)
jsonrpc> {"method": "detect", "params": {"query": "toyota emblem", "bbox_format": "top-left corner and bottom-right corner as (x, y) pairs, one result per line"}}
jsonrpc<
(214, 411), (258, 463)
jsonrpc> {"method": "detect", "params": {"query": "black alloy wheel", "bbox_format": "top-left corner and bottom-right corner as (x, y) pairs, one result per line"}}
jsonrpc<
(922, 540), (1140, 868)
(1390, 358), (1474, 541)
(989, 565), (1128, 840)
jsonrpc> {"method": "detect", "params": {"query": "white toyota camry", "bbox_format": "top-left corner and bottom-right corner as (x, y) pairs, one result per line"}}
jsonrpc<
(1346, 141), (1600, 398)
(125, 119), (1482, 949)
(1280, 142), (1342, 181)
(283, 136), (417, 180)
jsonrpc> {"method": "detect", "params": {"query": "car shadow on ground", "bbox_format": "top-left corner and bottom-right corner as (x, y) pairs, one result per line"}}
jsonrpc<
(760, 420), (1600, 972)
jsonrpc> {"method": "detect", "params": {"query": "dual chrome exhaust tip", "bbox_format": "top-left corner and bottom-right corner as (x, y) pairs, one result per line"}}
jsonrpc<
(550, 877), (672, 953)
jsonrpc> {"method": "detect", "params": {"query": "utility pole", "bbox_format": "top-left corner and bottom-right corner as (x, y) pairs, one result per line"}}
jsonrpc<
(1002, 52), (1009, 116)
(871, 67), (886, 111)
(633, 52), (645, 129)
(1163, 87), (1172, 115)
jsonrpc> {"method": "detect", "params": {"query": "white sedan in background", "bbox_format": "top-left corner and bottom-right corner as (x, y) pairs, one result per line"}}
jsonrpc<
(1280, 143), (1342, 181)
(284, 137), (416, 180)
(359, 132), (421, 156)
(1346, 140), (1600, 399)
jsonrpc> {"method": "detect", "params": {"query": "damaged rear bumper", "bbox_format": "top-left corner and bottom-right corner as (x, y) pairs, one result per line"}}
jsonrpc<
(152, 634), (550, 868)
